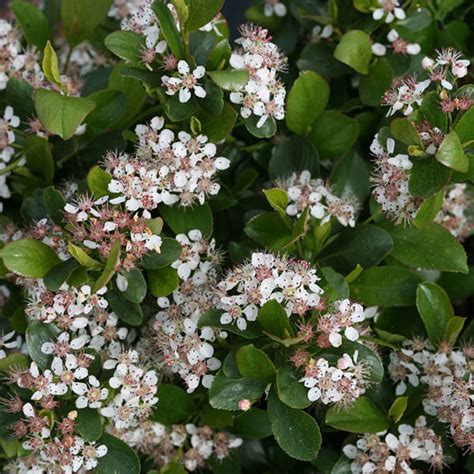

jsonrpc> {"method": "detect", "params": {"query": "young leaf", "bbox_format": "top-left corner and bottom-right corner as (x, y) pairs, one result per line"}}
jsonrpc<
(286, 71), (329, 136)
(42, 41), (61, 87)
(416, 281), (454, 344)
(267, 390), (321, 462)
(1, 239), (60, 278)
(33, 89), (95, 140)
(325, 396), (390, 433)
(388, 397), (408, 423)
(236, 344), (276, 381)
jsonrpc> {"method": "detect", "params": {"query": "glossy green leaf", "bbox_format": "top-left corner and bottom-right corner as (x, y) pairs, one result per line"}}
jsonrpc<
(106, 289), (143, 326)
(236, 344), (276, 381)
(186, 0), (224, 31)
(26, 321), (59, 369)
(436, 130), (468, 172)
(152, 384), (196, 425)
(11, 1), (50, 49)
(154, 2), (184, 59)
(96, 433), (140, 474)
(148, 266), (179, 297)
(334, 30), (372, 74)
(207, 69), (249, 92)
(257, 299), (293, 339)
(76, 408), (102, 442)
(276, 364), (311, 409)
(159, 203), (213, 237)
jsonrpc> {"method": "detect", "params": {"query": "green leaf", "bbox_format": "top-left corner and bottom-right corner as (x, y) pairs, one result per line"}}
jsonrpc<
(44, 259), (80, 291)
(92, 240), (121, 293)
(26, 321), (59, 369)
(0, 353), (29, 372)
(236, 344), (276, 381)
(141, 237), (182, 269)
(244, 212), (293, 250)
(350, 266), (422, 307)
(319, 225), (393, 274)
(96, 433), (140, 474)
(286, 71), (329, 136)
(321, 267), (350, 300)
(159, 203), (213, 237)
(198, 102), (237, 142)
(359, 58), (392, 106)
(334, 30), (372, 74)
(408, 157), (451, 198)
(86, 166), (112, 198)
(207, 38), (231, 70)
(390, 118), (422, 147)
(42, 40), (61, 86)
(76, 408), (102, 442)
(267, 390), (321, 462)
(325, 396), (390, 433)
(269, 136), (320, 179)
(232, 408), (272, 439)
(106, 289), (143, 326)
(386, 223), (468, 273)
(416, 281), (454, 344)
(186, 0), (224, 31)
(276, 364), (311, 409)
(200, 404), (233, 428)
(148, 267), (179, 297)
(104, 31), (146, 63)
(413, 190), (445, 227)
(418, 91), (447, 132)
(152, 384), (196, 425)
(61, 0), (112, 47)
(24, 136), (54, 183)
(43, 186), (65, 226)
(309, 111), (359, 160)
(11, 1), (50, 49)
(263, 188), (288, 216)
(207, 69), (249, 92)
(120, 269), (147, 304)
(455, 106), (474, 144)
(388, 397), (408, 423)
(209, 370), (267, 411)
(297, 43), (351, 78)
(85, 90), (127, 136)
(1, 239), (60, 278)
(444, 316), (465, 345)
(242, 114), (277, 138)
(34, 89), (95, 140)
(257, 300), (293, 339)
(68, 242), (102, 269)
(436, 130), (468, 172)
(154, 2), (184, 59)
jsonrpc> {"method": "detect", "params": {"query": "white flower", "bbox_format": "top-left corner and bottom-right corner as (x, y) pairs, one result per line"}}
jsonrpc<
(72, 375), (109, 409)
(162, 60), (207, 103)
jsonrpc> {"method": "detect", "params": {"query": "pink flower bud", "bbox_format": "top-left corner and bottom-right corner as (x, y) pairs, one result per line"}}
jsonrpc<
(239, 399), (251, 411)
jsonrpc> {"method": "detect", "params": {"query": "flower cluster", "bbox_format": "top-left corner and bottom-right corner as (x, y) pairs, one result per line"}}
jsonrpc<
(435, 183), (474, 240)
(119, 422), (242, 472)
(296, 350), (368, 406)
(101, 348), (159, 431)
(372, 29), (421, 57)
(64, 195), (162, 270)
(0, 106), (20, 211)
(371, 134), (419, 224)
(372, 0), (406, 23)
(382, 75), (431, 116)
(140, 230), (223, 392)
(422, 48), (470, 90)
(105, 117), (230, 209)
(230, 24), (287, 128)
(343, 416), (444, 473)
(278, 170), (357, 227)
(217, 252), (323, 330)
(388, 338), (473, 451)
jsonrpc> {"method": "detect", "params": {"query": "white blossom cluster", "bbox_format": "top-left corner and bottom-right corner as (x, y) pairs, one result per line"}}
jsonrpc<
(118, 422), (242, 472)
(217, 252), (323, 330)
(388, 338), (473, 451)
(382, 75), (431, 116)
(230, 24), (287, 128)
(101, 347), (159, 430)
(435, 183), (474, 240)
(141, 230), (224, 393)
(264, 0), (287, 17)
(372, 29), (421, 57)
(0, 106), (20, 211)
(343, 416), (444, 473)
(372, 0), (406, 23)
(371, 134), (419, 224)
(299, 351), (368, 405)
(105, 116), (230, 209)
(422, 48), (470, 90)
(278, 170), (357, 227)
